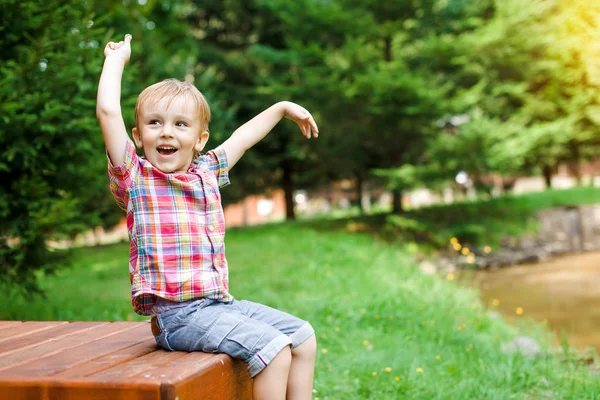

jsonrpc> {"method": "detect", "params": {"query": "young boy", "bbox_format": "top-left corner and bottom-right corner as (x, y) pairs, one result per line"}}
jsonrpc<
(97, 34), (318, 400)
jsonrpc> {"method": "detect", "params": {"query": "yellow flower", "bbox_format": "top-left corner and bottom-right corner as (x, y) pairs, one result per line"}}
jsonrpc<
(461, 247), (470, 255)
(394, 376), (400, 381)
(483, 245), (492, 254)
(321, 348), (328, 354)
(467, 254), (475, 264)
(492, 299), (500, 307)
(435, 355), (441, 360)
(416, 368), (423, 373)
(321, 333), (327, 339)
(450, 237), (458, 244)
(335, 327), (341, 332)
(516, 307), (524, 315)
(447, 273), (455, 281)
(453, 243), (462, 251)
(385, 367), (392, 373)
(363, 340), (369, 345)
(360, 308), (366, 314)
(372, 371), (377, 376)
(457, 324), (465, 331)
(376, 314), (381, 320)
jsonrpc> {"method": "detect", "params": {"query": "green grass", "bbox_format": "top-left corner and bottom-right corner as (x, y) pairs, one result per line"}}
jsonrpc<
(5, 220), (600, 399)
(306, 186), (600, 250)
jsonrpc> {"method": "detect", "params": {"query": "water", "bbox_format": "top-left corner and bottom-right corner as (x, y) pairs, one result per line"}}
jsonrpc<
(462, 252), (600, 351)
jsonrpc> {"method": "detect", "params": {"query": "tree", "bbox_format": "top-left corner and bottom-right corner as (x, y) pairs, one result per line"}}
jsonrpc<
(1, 0), (111, 293)
(0, 0), (220, 293)
(423, 0), (600, 189)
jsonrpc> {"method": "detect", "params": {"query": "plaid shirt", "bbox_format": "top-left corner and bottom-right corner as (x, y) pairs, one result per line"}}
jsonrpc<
(108, 140), (231, 315)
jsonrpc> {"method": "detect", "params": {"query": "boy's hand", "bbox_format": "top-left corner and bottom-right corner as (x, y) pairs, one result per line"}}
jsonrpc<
(104, 34), (132, 63)
(283, 101), (319, 139)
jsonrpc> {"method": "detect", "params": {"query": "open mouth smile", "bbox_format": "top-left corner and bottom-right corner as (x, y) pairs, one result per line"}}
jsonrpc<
(157, 146), (178, 156)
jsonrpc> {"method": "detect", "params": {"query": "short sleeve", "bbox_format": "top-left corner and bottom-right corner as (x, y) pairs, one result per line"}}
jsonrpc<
(202, 148), (230, 188)
(107, 139), (140, 211)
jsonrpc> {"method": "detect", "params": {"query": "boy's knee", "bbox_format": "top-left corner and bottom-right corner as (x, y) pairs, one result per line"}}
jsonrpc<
(292, 333), (317, 358)
(270, 344), (292, 369)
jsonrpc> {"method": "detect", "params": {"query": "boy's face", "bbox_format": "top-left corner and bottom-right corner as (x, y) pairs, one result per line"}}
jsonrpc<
(132, 96), (209, 174)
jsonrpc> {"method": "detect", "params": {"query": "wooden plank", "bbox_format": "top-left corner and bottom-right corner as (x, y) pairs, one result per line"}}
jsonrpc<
(156, 353), (253, 400)
(0, 321), (68, 346)
(0, 322), (99, 356)
(0, 324), (150, 377)
(0, 321), (254, 400)
(89, 349), (188, 381)
(0, 377), (161, 400)
(0, 322), (135, 372)
(53, 339), (158, 378)
(0, 321), (23, 328)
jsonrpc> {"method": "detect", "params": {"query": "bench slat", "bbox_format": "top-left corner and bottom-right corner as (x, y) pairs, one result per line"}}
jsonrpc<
(0, 377), (161, 400)
(90, 349), (189, 380)
(0, 321), (253, 400)
(0, 324), (149, 377)
(0, 321), (69, 347)
(0, 322), (134, 371)
(0, 321), (23, 328)
(53, 339), (158, 378)
(0, 322), (103, 356)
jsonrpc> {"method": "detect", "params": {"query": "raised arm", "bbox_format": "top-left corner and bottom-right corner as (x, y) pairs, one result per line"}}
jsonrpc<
(96, 34), (132, 166)
(217, 101), (319, 169)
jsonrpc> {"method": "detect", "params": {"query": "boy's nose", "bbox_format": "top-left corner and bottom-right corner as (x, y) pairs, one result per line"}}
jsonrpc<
(161, 125), (174, 137)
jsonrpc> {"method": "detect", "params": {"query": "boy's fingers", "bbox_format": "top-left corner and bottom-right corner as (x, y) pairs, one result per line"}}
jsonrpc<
(125, 34), (132, 42)
(309, 117), (319, 136)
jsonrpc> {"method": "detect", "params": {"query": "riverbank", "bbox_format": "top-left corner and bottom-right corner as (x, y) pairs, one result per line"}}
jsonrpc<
(5, 223), (600, 398)
(306, 186), (600, 251)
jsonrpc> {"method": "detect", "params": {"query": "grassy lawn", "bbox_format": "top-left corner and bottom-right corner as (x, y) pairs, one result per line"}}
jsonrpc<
(306, 186), (600, 251)
(5, 214), (600, 398)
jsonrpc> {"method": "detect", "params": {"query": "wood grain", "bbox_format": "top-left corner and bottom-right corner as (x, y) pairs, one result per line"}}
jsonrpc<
(0, 321), (253, 400)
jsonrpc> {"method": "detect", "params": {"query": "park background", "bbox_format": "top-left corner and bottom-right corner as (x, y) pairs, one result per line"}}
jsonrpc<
(3, 0), (600, 398)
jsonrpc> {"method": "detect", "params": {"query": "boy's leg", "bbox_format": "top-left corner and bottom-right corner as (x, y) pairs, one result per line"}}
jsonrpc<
(156, 299), (313, 399)
(234, 300), (317, 400)
(287, 333), (317, 400)
(252, 345), (291, 400)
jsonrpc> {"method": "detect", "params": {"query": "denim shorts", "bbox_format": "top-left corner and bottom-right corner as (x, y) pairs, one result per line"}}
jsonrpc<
(154, 298), (314, 377)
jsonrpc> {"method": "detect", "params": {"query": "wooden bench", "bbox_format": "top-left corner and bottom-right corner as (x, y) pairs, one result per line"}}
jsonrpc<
(0, 321), (252, 400)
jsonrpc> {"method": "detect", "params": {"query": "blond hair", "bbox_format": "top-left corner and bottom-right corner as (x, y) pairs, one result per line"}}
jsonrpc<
(134, 79), (211, 134)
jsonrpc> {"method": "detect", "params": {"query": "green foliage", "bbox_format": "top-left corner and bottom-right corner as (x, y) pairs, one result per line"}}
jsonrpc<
(0, 0), (109, 293)
(425, 0), (600, 184)
(4, 0), (600, 293)
(394, 187), (600, 249)
(0, 0), (235, 293)
(5, 223), (600, 398)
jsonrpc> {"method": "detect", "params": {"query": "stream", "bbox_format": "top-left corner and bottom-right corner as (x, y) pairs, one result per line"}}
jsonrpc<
(461, 251), (600, 351)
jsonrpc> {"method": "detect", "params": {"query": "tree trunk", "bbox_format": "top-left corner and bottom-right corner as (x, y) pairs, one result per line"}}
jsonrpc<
(568, 144), (582, 185)
(356, 173), (364, 215)
(383, 36), (392, 62)
(282, 160), (295, 220)
(542, 165), (552, 189)
(392, 189), (403, 214)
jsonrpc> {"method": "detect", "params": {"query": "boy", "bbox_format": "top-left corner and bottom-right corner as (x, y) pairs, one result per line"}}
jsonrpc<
(97, 34), (318, 400)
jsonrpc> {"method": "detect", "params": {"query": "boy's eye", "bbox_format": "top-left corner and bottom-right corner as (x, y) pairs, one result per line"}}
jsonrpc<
(176, 121), (187, 127)
(149, 120), (161, 125)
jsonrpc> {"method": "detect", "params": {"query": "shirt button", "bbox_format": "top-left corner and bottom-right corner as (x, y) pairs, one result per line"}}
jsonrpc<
(208, 225), (215, 232)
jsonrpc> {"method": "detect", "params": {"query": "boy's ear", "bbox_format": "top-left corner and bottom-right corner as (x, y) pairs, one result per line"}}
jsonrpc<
(194, 131), (210, 152)
(132, 127), (143, 148)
